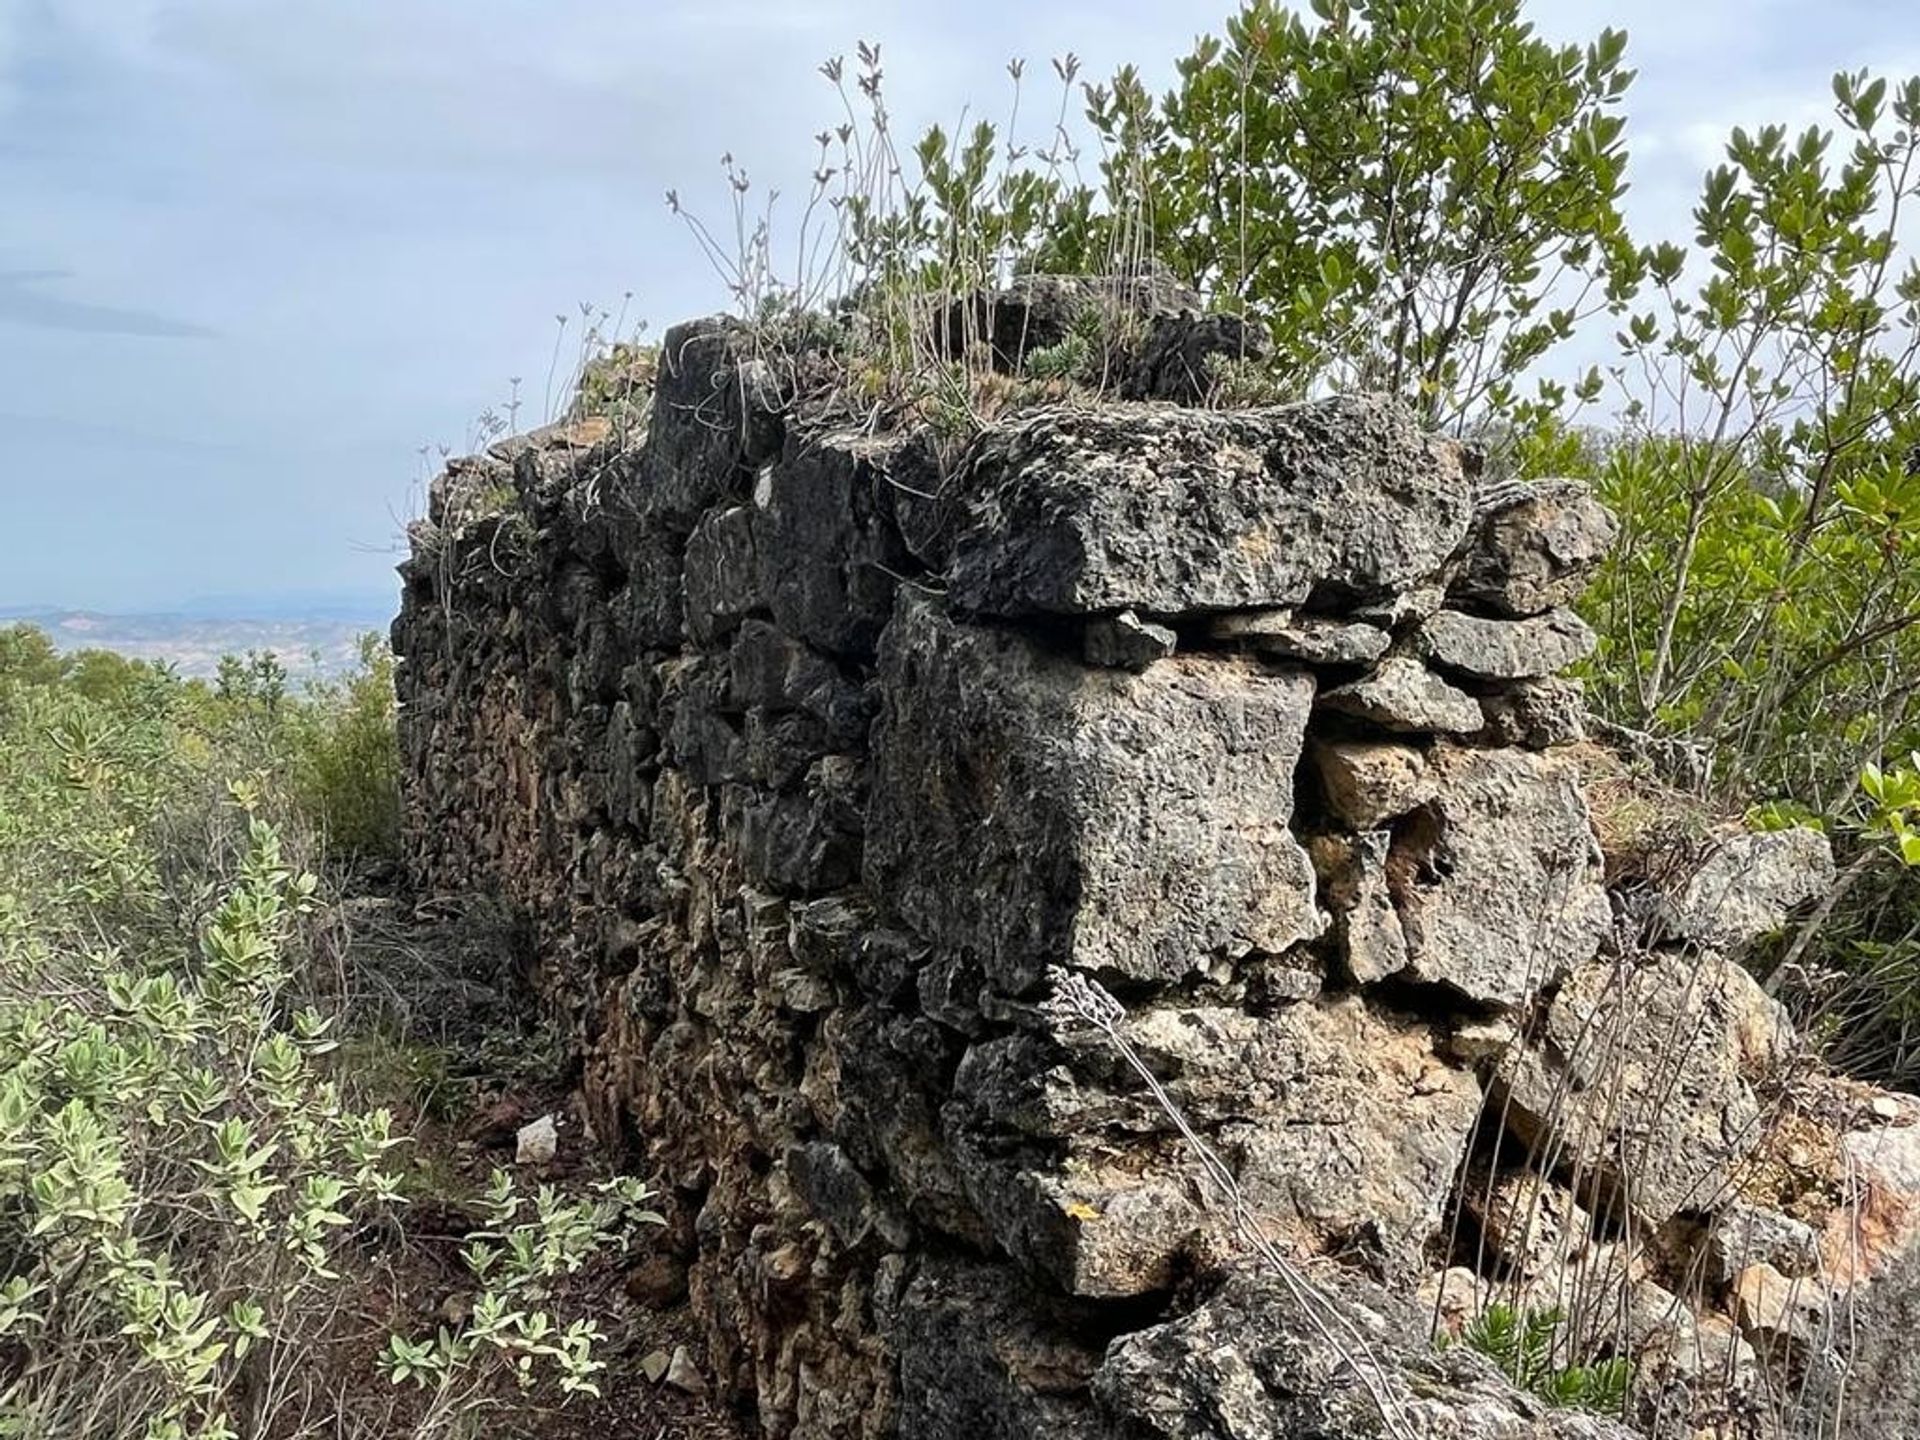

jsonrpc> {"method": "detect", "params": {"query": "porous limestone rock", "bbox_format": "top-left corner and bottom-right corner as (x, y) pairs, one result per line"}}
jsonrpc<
(1310, 832), (1411, 984)
(1451, 478), (1619, 618)
(949, 997), (1481, 1288)
(1476, 677), (1587, 749)
(1318, 657), (1484, 735)
(1708, 1201), (1821, 1288)
(1389, 745), (1610, 1009)
(1494, 952), (1791, 1227)
(866, 594), (1322, 994)
(1093, 1267), (1637, 1439)
(1205, 609), (1391, 665)
(1655, 826), (1836, 953)
(945, 397), (1474, 618)
(1413, 606), (1598, 681)
(1458, 1167), (1594, 1281)
(1310, 737), (1436, 829)
(1082, 610), (1176, 672)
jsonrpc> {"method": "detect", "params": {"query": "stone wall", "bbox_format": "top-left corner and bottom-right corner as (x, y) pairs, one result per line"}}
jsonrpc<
(394, 310), (1920, 1439)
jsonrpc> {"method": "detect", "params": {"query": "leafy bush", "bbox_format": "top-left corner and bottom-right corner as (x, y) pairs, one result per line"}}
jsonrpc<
(0, 634), (651, 1439)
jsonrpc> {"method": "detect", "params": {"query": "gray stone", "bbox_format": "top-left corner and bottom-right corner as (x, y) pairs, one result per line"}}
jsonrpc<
(946, 396), (1473, 618)
(1476, 677), (1587, 749)
(1708, 1201), (1820, 1288)
(1093, 1267), (1637, 1439)
(683, 503), (761, 642)
(757, 431), (914, 659)
(1493, 952), (1789, 1227)
(622, 317), (785, 531)
(1318, 658), (1483, 735)
(1413, 607), (1597, 681)
(1207, 610), (1391, 665)
(1083, 610), (1176, 672)
(1390, 745), (1609, 1008)
(867, 595), (1322, 994)
(951, 997), (1481, 1289)
(934, 271), (1200, 374)
(1120, 310), (1269, 405)
(1452, 478), (1618, 618)
(1309, 832), (1410, 984)
(1655, 826), (1836, 953)
(1310, 738), (1435, 829)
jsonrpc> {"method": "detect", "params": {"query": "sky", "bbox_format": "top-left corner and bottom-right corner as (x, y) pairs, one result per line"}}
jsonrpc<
(1, 0), (1917, 617)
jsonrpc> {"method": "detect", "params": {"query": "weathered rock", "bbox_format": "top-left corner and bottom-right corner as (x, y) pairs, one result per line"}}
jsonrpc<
(1452, 479), (1618, 618)
(934, 272), (1200, 374)
(1655, 826), (1836, 953)
(1319, 658), (1484, 735)
(1310, 832), (1411, 985)
(1120, 310), (1269, 405)
(1733, 1262), (1831, 1357)
(1082, 610), (1176, 672)
(1310, 738), (1435, 829)
(1493, 953), (1788, 1227)
(1708, 1201), (1821, 1288)
(684, 503), (762, 642)
(624, 316), (784, 529)
(757, 431), (914, 659)
(887, 1258), (1115, 1440)
(1476, 677), (1587, 750)
(1413, 607), (1597, 681)
(1390, 745), (1610, 1009)
(867, 595), (1321, 993)
(1093, 1267), (1637, 1439)
(1416, 1266), (1489, 1339)
(1206, 610), (1391, 665)
(1459, 1167), (1593, 1281)
(946, 397), (1474, 618)
(952, 997), (1481, 1287)
(515, 1114), (558, 1166)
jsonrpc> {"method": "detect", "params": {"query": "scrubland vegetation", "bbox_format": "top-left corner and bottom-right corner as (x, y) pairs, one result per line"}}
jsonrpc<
(11, 0), (1920, 1434)
(0, 632), (674, 1439)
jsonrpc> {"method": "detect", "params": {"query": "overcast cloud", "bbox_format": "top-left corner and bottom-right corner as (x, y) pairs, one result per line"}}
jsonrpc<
(0, 0), (1915, 613)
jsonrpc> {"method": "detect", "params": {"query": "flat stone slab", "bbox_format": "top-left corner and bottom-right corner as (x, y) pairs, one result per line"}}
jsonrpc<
(945, 396), (1473, 618)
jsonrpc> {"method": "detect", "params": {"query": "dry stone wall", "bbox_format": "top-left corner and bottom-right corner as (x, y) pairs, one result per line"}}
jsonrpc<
(395, 310), (1920, 1439)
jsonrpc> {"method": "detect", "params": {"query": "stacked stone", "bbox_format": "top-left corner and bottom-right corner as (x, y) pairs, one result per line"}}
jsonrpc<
(395, 311), (1918, 1440)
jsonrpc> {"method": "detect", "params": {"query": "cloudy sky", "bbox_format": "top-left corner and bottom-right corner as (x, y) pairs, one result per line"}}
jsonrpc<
(0, 0), (1915, 615)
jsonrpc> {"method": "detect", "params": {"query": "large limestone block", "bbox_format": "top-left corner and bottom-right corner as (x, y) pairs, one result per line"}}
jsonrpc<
(949, 997), (1482, 1291)
(866, 595), (1322, 993)
(1390, 745), (1610, 1008)
(945, 396), (1473, 618)
(1492, 952), (1791, 1227)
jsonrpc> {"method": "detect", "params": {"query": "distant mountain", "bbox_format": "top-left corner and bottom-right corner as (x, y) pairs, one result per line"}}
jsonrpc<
(0, 606), (393, 681)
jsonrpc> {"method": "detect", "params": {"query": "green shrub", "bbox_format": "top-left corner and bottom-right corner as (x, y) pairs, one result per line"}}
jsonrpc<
(1449, 1303), (1631, 1416)
(285, 637), (402, 863)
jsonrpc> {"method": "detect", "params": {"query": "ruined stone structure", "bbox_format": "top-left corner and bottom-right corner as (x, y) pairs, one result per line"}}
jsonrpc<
(395, 307), (1920, 1439)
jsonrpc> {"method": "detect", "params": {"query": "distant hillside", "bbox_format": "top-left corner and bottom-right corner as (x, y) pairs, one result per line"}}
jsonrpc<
(0, 608), (388, 680)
